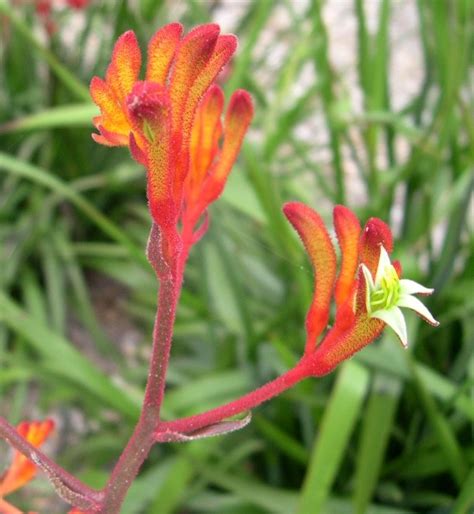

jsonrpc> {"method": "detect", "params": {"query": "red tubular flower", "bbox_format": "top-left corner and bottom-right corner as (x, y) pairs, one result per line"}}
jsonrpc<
(90, 23), (253, 269)
(0, 420), (54, 514)
(284, 202), (438, 376)
(182, 85), (253, 240)
(65, 0), (89, 8)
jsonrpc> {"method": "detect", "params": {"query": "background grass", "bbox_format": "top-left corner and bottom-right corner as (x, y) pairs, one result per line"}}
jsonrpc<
(0, 0), (473, 513)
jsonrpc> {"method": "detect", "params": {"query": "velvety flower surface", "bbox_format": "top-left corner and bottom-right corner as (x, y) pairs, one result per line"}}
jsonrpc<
(283, 203), (438, 375)
(90, 23), (253, 257)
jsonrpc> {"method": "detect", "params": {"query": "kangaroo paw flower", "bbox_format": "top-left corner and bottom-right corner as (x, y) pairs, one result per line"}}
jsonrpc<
(91, 23), (253, 266)
(283, 202), (439, 376)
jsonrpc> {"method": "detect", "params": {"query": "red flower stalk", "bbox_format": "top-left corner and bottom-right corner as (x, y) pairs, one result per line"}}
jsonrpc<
(90, 23), (253, 276)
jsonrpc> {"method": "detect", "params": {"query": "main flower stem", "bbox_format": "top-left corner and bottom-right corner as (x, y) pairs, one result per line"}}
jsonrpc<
(100, 276), (181, 514)
(1, 224), (313, 513)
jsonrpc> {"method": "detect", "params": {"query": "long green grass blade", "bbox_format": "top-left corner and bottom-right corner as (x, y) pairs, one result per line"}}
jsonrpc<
(353, 371), (401, 514)
(0, 152), (148, 266)
(296, 361), (370, 514)
(0, 104), (96, 134)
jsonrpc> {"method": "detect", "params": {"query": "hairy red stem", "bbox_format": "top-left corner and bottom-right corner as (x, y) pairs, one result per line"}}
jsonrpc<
(156, 359), (312, 437)
(100, 276), (180, 513)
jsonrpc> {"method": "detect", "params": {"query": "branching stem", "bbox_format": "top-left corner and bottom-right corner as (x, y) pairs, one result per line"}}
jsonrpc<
(0, 223), (311, 514)
(100, 275), (181, 513)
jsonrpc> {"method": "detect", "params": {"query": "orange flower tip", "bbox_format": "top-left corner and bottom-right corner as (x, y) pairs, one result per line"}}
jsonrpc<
(93, 125), (128, 146)
(333, 205), (361, 306)
(206, 83), (225, 101)
(333, 204), (360, 229)
(89, 75), (104, 96)
(91, 132), (112, 146)
(106, 30), (141, 98)
(113, 30), (139, 55)
(216, 33), (238, 56)
(155, 22), (183, 38)
(175, 24), (221, 66)
(92, 115), (101, 129)
(282, 201), (308, 223)
(186, 23), (221, 43)
(17, 418), (55, 445)
(228, 89), (254, 122)
(126, 81), (169, 122)
(147, 23), (183, 54)
(146, 23), (184, 84)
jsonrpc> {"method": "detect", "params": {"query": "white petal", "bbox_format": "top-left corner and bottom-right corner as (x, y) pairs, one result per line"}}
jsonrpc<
(372, 307), (408, 348)
(374, 246), (392, 285)
(361, 264), (375, 290)
(400, 279), (434, 296)
(361, 264), (375, 312)
(398, 294), (440, 326)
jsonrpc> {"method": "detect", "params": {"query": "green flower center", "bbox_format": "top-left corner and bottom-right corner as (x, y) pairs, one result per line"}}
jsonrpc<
(368, 265), (400, 313)
(142, 120), (156, 143)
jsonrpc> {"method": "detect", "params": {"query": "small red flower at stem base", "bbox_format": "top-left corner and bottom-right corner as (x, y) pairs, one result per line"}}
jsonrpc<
(283, 202), (439, 376)
(0, 420), (54, 514)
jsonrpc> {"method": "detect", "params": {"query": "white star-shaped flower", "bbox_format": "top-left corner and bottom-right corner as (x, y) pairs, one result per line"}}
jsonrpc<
(361, 246), (439, 348)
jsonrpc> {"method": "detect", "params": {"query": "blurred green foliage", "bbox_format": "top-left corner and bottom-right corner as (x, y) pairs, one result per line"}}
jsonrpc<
(0, 0), (473, 513)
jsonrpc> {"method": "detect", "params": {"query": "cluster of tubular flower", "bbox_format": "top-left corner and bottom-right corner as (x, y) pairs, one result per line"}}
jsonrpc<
(90, 22), (253, 278)
(284, 203), (439, 378)
(0, 22), (438, 514)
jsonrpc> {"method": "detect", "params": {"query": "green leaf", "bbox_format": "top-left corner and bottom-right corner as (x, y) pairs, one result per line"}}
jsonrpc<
(0, 152), (148, 267)
(0, 104), (97, 134)
(354, 370), (401, 514)
(296, 361), (370, 514)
